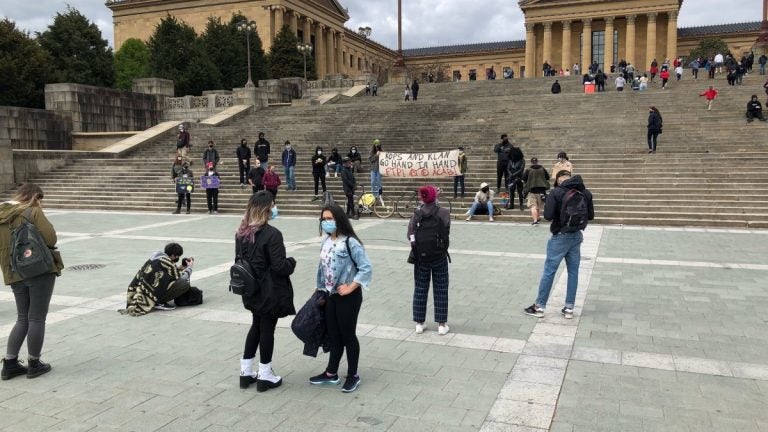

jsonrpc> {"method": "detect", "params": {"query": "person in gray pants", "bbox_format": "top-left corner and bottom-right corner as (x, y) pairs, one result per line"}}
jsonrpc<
(0, 183), (63, 380)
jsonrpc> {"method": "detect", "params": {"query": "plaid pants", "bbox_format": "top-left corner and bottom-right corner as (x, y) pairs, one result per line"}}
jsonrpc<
(412, 258), (449, 323)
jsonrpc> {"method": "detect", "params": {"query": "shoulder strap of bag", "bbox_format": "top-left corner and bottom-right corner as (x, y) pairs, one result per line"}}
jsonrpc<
(345, 237), (358, 270)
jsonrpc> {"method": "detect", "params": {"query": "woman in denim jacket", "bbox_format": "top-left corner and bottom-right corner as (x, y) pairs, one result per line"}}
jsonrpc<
(309, 204), (372, 393)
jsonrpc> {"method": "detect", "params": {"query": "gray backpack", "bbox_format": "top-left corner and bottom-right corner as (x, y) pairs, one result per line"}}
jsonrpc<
(9, 208), (54, 279)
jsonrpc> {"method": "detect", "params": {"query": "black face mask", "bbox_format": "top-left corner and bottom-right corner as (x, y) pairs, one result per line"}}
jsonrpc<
(209, 145), (214, 148)
(481, 187), (489, 193)
(171, 256), (180, 263)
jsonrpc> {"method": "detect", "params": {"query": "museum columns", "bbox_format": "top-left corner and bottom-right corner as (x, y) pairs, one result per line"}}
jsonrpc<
(667, 10), (678, 59)
(274, 6), (285, 32)
(604, 17), (615, 71)
(581, 19), (592, 70)
(561, 21), (571, 73)
(525, 23), (535, 78)
(303, 18), (312, 44)
(326, 29), (336, 74)
(626, 15), (636, 67)
(337, 34), (345, 74)
(543, 22), (553, 67)
(646, 13), (657, 68)
(315, 23), (326, 79)
(290, 12), (299, 36)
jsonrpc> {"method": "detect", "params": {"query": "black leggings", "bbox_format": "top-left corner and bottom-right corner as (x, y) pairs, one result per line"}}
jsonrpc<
(647, 131), (659, 151)
(243, 314), (278, 364)
(346, 193), (355, 215)
(7, 273), (56, 359)
(453, 175), (465, 197)
(206, 189), (218, 211)
(176, 193), (190, 211)
(313, 172), (326, 195)
(496, 162), (509, 190)
(326, 288), (362, 376)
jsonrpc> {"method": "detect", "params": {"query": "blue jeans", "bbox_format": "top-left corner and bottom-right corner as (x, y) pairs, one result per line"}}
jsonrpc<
(536, 231), (583, 309)
(284, 166), (295, 190)
(760, 64), (766, 75)
(468, 200), (493, 218)
(370, 171), (382, 197)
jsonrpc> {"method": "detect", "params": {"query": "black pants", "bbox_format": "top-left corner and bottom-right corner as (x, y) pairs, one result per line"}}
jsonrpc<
(597, 82), (605, 92)
(176, 193), (191, 211)
(496, 162), (509, 190)
(692, 69), (698, 79)
(326, 288), (362, 376)
(662, 78), (668, 88)
(709, 68), (715, 79)
(251, 185), (264, 194)
(647, 131), (659, 151)
(267, 189), (278, 200)
(243, 314), (278, 364)
(238, 162), (250, 184)
(453, 175), (465, 198)
(158, 279), (190, 304)
(7, 273), (55, 359)
(747, 111), (766, 121)
(313, 172), (326, 195)
(507, 179), (524, 209)
(345, 193), (355, 215)
(206, 189), (218, 211)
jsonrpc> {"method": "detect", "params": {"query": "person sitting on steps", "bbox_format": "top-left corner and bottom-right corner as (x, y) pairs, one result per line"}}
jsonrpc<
(747, 95), (767, 122)
(465, 183), (495, 222)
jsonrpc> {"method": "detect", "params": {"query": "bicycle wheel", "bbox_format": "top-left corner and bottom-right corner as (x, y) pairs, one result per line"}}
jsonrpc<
(396, 193), (419, 218)
(374, 195), (395, 218)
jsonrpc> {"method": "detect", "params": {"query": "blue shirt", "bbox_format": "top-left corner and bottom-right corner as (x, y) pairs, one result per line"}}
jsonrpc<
(315, 235), (372, 294)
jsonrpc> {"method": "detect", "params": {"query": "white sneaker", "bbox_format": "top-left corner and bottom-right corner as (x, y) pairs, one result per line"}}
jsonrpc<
(489, 217), (494, 222)
(465, 216), (471, 221)
(415, 323), (426, 334)
(438, 324), (450, 335)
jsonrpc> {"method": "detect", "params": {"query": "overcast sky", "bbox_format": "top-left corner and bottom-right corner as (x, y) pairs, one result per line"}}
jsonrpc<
(1, 0), (761, 49)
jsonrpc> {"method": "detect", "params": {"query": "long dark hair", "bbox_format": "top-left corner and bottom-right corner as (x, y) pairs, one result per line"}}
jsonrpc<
(319, 204), (362, 245)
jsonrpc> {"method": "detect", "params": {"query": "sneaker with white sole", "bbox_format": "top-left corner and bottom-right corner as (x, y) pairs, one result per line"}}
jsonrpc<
(523, 304), (544, 318)
(309, 372), (340, 385)
(341, 375), (360, 393)
(561, 307), (574, 319)
(415, 323), (426, 334)
(438, 324), (450, 335)
(154, 302), (176, 311)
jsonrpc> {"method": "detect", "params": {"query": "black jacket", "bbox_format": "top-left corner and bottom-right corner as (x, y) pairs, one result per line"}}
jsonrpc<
(543, 175), (595, 235)
(247, 166), (265, 186)
(202, 148), (220, 165)
(341, 166), (356, 195)
(748, 100), (763, 114)
(647, 111), (662, 133)
(291, 290), (330, 357)
(237, 224), (296, 318)
(494, 141), (512, 163)
(508, 158), (526, 180)
(236, 144), (251, 162)
(347, 150), (362, 163)
(312, 154), (327, 174)
(551, 82), (561, 94)
(255, 139), (270, 162)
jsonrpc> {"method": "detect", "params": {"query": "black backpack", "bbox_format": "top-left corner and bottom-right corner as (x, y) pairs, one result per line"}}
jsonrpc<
(559, 189), (589, 233)
(9, 208), (54, 280)
(412, 209), (449, 264)
(229, 234), (272, 298)
(174, 286), (203, 306)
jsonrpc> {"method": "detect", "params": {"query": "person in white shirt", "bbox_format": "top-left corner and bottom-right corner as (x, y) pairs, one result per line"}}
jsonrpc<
(615, 75), (626, 92)
(674, 65), (684, 81)
(714, 53), (724, 73)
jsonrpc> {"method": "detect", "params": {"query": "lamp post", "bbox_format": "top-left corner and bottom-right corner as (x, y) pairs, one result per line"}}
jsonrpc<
(237, 20), (257, 87)
(297, 42), (312, 80)
(358, 26), (372, 73)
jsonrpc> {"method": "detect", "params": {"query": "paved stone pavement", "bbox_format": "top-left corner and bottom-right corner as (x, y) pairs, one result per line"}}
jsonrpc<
(1, 210), (768, 431)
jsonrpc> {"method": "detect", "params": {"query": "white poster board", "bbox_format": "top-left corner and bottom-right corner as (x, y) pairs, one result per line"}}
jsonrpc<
(378, 150), (462, 178)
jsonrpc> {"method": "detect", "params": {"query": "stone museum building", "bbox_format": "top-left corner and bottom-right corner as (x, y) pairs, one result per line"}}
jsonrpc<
(106, 0), (763, 82)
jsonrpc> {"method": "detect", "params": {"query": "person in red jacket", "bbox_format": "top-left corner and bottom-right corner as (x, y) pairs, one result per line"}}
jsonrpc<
(660, 69), (671, 90)
(262, 165), (282, 200)
(699, 86), (718, 110)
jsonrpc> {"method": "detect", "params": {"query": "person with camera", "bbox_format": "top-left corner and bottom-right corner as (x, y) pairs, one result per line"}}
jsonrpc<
(0, 183), (63, 380)
(522, 158), (550, 225)
(236, 191), (296, 392)
(121, 243), (192, 316)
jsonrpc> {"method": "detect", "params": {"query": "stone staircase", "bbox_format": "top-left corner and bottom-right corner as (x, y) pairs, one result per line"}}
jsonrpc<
(16, 74), (768, 227)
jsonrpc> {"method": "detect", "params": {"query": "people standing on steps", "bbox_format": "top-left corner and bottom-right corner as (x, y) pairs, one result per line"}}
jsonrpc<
(202, 162), (220, 214)
(404, 85), (412, 102)
(507, 152), (526, 211)
(262, 165), (282, 200)
(372, 82), (378, 96)
(202, 140), (220, 168)
(746, 95), (767, 122)
(247, 159), (265, 194)
(237, 138), (251, 187)
(236, 191), (296, 392)
(255, 132), (270, 163)
(594, 70), (607, 92)
(454, 146), (467, 199)
(494, 134), (513, 190)
(347, 146), (362, 174)
(369, 140), (383, 197)
(690, 58), (700, 80)
(759, 54), (767, 76)
(411, 80), (420, 101)
(650, 59), (658, 83)
(309, 204), (372, 393)
(173, 161), (193, 214)
(365, 82), (371, 96)
(408, 185), (452, 336)
(0, 183), (63, 380)
(552, 152), (574, 186)
(699, 86), (719, 111)
(281, 141), (296, 191)
(715, 53), (724, 73)
(522, 158), (550, 225)
(647, 106), (663, 154)
(327, 148), (342, 178)
(660, 68), (670, 90)
(312, 146), (327, 200)
(523, 171), (594, 320)
(176, 124), (190, 162)
(341, 157), (357, 217)
(639, 74), (649, 91)
(465, 182), (495, 222)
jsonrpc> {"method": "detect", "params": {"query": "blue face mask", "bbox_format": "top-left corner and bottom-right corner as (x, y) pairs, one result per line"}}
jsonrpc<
(321, 220), (337, 234)
(271, 206), (279, 220)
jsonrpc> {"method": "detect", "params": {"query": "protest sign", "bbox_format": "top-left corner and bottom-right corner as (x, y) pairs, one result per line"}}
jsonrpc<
(201, 175), (220, 189)
(176, 177), (195, 194)
(378, 150), (462, 178)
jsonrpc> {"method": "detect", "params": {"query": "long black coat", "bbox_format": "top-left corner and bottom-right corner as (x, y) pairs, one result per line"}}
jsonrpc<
(237, 224), (295, 318)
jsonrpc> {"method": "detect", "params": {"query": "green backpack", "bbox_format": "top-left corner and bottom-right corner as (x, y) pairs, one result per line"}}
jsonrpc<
(9, 208), (54, 280)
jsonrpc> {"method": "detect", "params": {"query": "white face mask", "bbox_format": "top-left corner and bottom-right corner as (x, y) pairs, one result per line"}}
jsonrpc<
(286, 146), (291, 150)
(351, 150), (356, 153)
(317, 151), (322, 155)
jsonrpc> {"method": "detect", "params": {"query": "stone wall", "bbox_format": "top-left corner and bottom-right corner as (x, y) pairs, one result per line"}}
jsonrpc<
(45, 83), (161, 133)
(12, 149), (116, 187)
(162, 93), (237, 121)
(258, 79), (301, 104)
(0, 131), (12, 192)
(0, 106), (72, 151)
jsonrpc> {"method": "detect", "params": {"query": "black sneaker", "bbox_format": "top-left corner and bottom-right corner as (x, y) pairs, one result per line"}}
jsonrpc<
(309, 372), (340, 385)
(1, 358), (27, 381)
(341, 375), (361, 393)
(523, 304), (544, 318)
(27, 359), (51, 379)
(154, 302), (176, 311)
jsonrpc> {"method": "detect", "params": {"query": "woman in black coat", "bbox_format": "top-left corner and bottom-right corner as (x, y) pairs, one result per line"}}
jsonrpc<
(236, 191), (296, 392)
(312, 146), (327, 198)
(647, 106), (663, 154)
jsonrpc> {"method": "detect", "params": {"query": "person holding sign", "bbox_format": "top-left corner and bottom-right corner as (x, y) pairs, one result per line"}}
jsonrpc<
(465, 183), (495, 222)
(202, 162), (220, 214)
(172, 161), (193, 214)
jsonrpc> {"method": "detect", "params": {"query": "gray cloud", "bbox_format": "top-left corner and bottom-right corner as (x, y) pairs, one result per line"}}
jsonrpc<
(0, 0), (761, 50)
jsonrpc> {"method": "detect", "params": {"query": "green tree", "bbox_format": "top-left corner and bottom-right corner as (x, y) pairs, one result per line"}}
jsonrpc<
(147, 15), (222, 96)
(689, 38), (732, 61)
(0, 19), (52, 108)
(36, 7), (114, 87)
(114, 38), (151, 90)
(201, 14), (268, 89)
(268, 25), (316, 80)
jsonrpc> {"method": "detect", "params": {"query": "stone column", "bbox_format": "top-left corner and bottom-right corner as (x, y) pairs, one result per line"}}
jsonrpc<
(326, 29), (335, 74)
(290, 12), (299, 36)
(274, 6), (285, 32)
(581, 18), (592, 72)
(269, 7), (276, 42)
(646, 13), (657, 69)
(604, 17), (615, 71)
(315, 23), (326, 79)
(525, 22), (535, 78)
(303, 18), (312, 44)
(626, 15), (636, 67)
(337, 34), (345, 74)
(543, 22), (553, 70)
(561, 21), (572, 74)
(667, 10), (678, 60)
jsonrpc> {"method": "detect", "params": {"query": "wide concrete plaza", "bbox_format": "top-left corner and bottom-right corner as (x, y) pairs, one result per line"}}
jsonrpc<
(1, 210), (767, 432)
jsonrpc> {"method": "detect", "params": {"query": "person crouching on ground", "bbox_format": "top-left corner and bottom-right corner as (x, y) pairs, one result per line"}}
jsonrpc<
(699, 86), (718, 111)
(309, 205), (372, 393)
(465, 183), (495, 222)
(408, 186), (452, 336)
(236, 191), (296, 392)
(747, 95), (767, 122)
(121, 242), (192, 315)
(522, 158), (551, 225)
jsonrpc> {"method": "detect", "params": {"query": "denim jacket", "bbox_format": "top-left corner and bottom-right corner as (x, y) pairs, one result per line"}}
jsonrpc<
(315, 235), (372, 294)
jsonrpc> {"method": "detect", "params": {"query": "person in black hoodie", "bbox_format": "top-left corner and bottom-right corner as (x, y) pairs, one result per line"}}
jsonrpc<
(493, 134), (513, 190)
(506, 154), (526, 210)
(235, 191), (296, 392)
(524, 172), (594, 320)
(647, 106), (663, 153)
(341, 157), (357, 217)
(411, 80), (420, 101)
(237, 139), (251, 186)
(747, 95), (767, 122)
(594, 70), (606, 92)
(551, 80), (561, 94)
(255, 132), (271, 163)
(347, 146), (362, 173)
(202, 140), (220, 168)
(312, 146), (327, 199)
(247, 160), (265, 193)
(172, 162), (193, 214)
(327, 148), (343, 178)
